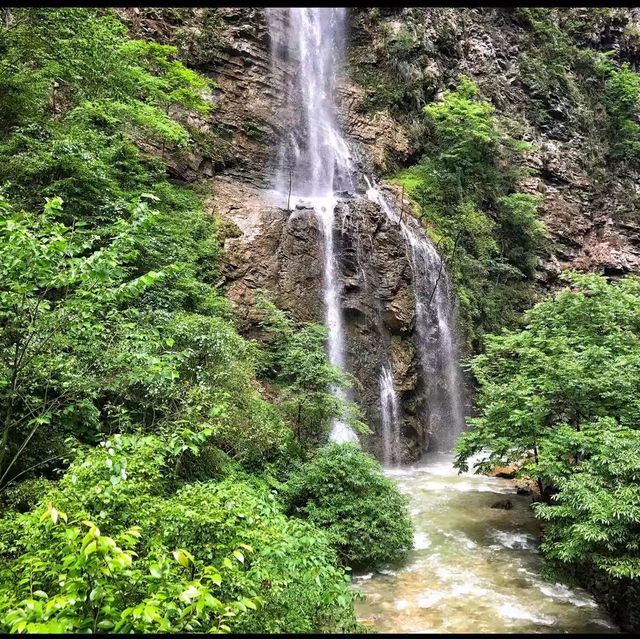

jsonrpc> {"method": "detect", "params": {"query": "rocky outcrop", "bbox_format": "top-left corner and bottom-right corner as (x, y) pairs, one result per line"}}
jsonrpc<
(210, 176), (435, 461)
(119, 8), (279, 185)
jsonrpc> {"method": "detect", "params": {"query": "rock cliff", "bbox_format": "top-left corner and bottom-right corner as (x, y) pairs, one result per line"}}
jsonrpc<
(119, 7), (640, 458)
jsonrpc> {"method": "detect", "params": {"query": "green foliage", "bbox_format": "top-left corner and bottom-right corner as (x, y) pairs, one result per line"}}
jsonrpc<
(386, 26), (420, 60)
(0, 8), (213, 223)
(284, 444), (413, 569)
(0, 9), (298, 482)
(598, 58), (640, 163)
(513, 8), (612, 139)
(254, 294), (369, 449)
(535, 419), (640, 580)
(0, 193), (295, 484)
(0, 433), (360, 633)
(394, 76), (547, 350)
(455, 272), (640, 589)
(0, 194), (169, 484)
(422, 76), (501, 198)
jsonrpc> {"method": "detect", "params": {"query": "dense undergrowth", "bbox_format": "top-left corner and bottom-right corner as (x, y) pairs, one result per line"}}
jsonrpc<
(0, 8), (412, 633)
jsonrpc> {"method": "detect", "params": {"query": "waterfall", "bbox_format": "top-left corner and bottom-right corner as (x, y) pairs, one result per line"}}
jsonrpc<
(366, 179), (466, 450)
(267, 8), (465, 453)
(266, 8), (357, 443)
(379, 364), (401, 465)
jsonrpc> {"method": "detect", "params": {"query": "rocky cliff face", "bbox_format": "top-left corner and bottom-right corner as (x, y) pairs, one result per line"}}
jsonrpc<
(119, 7), (640, 459)
(345, 8), (640, 282)
(211, 176), (432, 460)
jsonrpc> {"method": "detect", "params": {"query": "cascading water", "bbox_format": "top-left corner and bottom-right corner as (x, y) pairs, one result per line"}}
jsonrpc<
(379, 364), (401, 465)
(267, 8), (464, 452)
(266, 8), (357, 443)
(365, 178), (466, 450)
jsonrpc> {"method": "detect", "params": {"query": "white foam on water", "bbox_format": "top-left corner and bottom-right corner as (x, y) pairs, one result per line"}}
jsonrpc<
(378, 568), (397, 577)
(496, 601), (556, 627)
(354, 572), (374, 582)
(414, 532), (432, 550)
(354, 454), (617, 633)
(491, 530), (538, 550)
(416, 591), (446, 609)
(444, 530), (478, 550)
(536, 582), (598, 608)
(450, 581), (492, 598)
(395, 599), (411, 611)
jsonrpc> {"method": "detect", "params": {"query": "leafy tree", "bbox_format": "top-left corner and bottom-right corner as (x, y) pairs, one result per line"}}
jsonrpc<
(254, 294), (369, 448)
(533, 419), (640, 580)
(284, 443), (413, 569)
(455, 272), (640, 613)
(0, 194), (170, 486)
(0, 9), (298, 483)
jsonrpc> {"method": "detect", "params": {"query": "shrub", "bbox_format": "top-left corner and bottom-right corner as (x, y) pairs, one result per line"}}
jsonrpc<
(0, 433), (360, 634)
(284, 443), (413, 569)
(254, 294), (369, 449)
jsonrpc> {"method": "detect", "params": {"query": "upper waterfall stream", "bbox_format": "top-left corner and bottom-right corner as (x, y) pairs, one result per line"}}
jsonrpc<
(267, 7), (357, 443)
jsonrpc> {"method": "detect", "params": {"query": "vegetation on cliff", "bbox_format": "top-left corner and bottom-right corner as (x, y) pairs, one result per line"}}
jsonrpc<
(393, 76), (547, 350)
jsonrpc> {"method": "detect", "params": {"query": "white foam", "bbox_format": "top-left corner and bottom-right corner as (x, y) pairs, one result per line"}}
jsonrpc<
(414, 532), (432, 550)
(491, 530), (538, 550)
(497, 602), (556, 626)
(416, 591), (446, 608)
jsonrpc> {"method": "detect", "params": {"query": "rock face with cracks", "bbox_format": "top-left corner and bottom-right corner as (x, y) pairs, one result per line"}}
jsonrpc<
(210, 177), (434, 460)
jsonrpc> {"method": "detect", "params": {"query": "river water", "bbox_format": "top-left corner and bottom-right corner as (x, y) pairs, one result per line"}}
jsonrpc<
(354, 453), (617, 634)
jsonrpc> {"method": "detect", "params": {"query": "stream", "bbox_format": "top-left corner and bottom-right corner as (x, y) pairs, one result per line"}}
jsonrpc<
(354, 453), (617, 634)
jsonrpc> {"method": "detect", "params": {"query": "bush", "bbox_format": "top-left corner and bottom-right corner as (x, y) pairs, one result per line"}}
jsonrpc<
(600, 60), (640, 163)
(0, 433), (360, 634)
(254, 294), (368, 449)
(284, 443), (413, 569)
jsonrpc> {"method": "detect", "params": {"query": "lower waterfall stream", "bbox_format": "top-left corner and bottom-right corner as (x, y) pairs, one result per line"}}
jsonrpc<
(353, 453), (617, 634)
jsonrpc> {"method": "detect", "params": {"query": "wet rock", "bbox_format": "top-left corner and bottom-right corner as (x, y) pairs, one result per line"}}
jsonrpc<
(491, 499), (513, 510)
(489, 465), (518, 479)
(211, 176), (438, 460)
